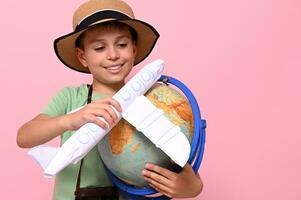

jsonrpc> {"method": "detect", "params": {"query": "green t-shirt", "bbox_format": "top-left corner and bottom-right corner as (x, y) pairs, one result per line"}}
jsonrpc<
(42, 84), (117, 200)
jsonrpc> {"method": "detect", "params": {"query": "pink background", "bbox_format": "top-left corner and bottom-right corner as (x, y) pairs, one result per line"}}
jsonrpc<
(1, 0), (300, 199)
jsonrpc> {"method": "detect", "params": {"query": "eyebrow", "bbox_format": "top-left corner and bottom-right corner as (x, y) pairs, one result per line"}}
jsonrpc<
(89, 35), (131, 44)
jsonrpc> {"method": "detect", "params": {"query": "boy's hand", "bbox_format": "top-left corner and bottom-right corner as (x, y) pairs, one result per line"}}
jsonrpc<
(142, 163), (203, 198)
(64, 98), (122, 130)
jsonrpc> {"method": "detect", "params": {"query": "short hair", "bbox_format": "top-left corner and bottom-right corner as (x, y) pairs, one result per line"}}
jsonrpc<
(75, 21), (138, 50)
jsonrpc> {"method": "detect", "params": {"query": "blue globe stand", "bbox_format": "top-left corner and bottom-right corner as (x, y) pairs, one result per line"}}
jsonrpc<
(103, 75), (206, 200)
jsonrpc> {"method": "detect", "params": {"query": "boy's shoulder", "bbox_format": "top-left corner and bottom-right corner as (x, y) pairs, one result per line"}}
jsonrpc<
(58, 84), (88, 97)
(44, 84), (89, 115)
(59, 84), (89, 106)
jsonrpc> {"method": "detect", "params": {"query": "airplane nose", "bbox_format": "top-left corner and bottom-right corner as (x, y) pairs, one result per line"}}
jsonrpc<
(147, 59), (164, 78)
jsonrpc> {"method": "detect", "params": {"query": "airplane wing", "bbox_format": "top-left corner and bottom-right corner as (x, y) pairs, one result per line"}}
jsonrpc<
(122, 95), (190, 167)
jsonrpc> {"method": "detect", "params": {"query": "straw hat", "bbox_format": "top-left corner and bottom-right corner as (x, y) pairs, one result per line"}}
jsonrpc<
(54, 0), (159, 73)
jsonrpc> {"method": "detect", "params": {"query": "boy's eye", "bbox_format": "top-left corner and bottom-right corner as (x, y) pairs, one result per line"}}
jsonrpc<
(117, 43), (128, 48)
(94, 46), (105, 51)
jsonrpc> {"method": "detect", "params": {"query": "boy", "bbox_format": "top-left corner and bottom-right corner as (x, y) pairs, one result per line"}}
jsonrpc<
(17, 0), (203, 199)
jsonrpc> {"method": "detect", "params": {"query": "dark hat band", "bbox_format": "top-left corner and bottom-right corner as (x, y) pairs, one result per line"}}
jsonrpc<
(76, 10), (132, 31)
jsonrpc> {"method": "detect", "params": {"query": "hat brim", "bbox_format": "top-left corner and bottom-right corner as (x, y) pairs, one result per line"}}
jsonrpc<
(54, 19), (159, 73)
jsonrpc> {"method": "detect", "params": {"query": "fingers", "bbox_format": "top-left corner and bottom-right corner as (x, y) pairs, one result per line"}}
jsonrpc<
(90, 115), (109, 129)
(142, 168), (171, 187)
(94, 104), (116, 125)
(88, 98), (122, 127)
(67, 97), (122, 130)
(142, 166), (175, 198)
(97, 98), (122, 112)
(148, 182), (173, 198)
(144, 163), (176, 179)
(142, 163), (178, 198)
(142, 163), (202, 198)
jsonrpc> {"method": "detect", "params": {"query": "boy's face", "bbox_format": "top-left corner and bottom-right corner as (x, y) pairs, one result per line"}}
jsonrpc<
(76, 25), (137, 86)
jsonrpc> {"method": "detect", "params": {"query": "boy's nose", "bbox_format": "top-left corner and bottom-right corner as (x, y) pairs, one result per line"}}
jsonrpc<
(107, 47), (120, 61)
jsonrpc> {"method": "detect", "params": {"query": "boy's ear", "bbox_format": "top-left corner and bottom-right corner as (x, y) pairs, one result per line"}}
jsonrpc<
(76, 47), (88, 68)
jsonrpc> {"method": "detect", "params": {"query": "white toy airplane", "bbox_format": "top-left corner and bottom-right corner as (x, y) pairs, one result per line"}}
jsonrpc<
(28, 59), (191, 177)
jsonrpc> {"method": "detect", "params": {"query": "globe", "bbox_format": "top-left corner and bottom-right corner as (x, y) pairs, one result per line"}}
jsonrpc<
(98, 83), (194, 187)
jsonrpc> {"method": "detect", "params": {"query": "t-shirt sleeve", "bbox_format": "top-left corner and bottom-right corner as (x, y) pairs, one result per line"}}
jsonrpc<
(42, 87), (71, 117)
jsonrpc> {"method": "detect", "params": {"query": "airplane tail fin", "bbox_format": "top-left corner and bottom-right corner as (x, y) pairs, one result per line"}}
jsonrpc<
(28, 146), (59, 177)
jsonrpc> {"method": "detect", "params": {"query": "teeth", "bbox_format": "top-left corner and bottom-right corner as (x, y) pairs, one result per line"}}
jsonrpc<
(106, 65), (122, 69)
(109, 65), (121, 69)
(105, 64), (122, 73)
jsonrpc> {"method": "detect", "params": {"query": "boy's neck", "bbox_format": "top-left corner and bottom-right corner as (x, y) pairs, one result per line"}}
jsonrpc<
(91, 80), (125, 97)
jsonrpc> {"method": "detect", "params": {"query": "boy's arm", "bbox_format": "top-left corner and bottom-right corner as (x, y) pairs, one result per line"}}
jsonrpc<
(17, 114), (70, 148)
(17, 98), (122, 148)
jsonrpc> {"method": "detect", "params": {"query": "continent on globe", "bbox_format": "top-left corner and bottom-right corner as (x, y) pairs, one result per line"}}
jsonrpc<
(98, 83), (194, 187)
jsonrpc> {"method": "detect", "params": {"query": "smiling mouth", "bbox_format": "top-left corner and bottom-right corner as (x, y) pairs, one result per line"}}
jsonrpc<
(104, 64), (124, 73)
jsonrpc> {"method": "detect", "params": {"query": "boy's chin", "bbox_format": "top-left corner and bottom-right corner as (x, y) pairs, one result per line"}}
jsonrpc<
(103, 77), (126, 85)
